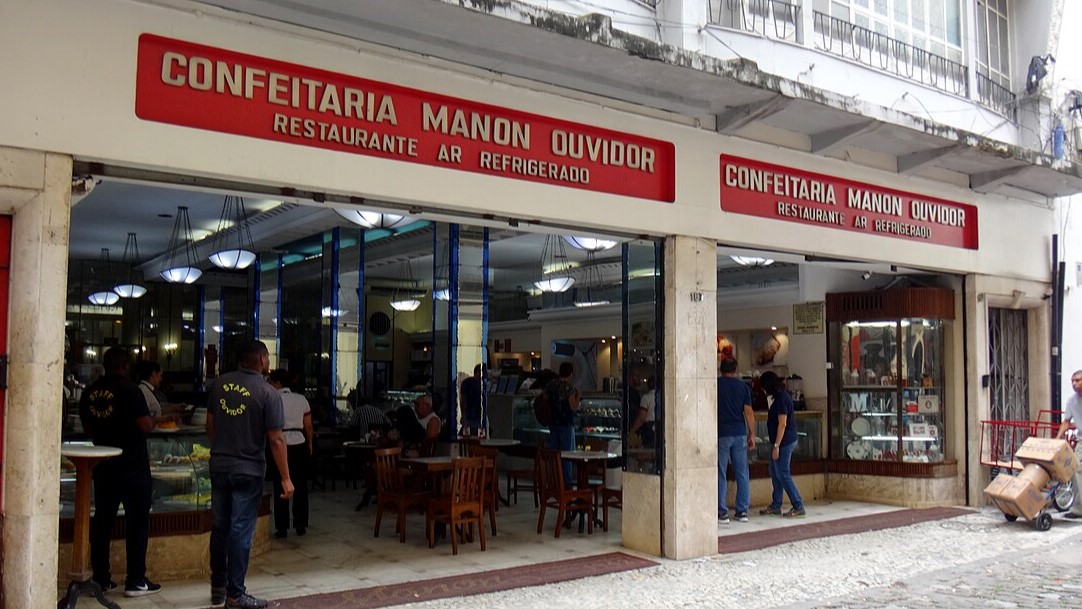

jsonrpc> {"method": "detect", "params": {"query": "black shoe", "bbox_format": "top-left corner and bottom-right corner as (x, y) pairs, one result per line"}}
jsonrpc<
(274, 529), (287, 538)
(94, 579), (117, 593)
(226, 593), (269, 609)
(124, 579), (162, 597)
(1064, 513), (1082, 519)
(211, 585), (227, 605)
(296, 527), (306, 536)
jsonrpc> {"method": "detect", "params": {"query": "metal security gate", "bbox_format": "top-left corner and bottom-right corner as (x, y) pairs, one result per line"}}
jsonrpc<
(988, 308), (1029, 421)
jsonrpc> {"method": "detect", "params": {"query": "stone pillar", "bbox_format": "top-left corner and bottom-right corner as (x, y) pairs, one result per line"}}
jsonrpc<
(661, 236), (717, 559)
(0, 148), (72, 609)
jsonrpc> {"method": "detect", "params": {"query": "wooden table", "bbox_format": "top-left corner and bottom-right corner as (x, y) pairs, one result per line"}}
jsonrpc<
(59, 443), (122, 609)
(479, 438), (521, 448)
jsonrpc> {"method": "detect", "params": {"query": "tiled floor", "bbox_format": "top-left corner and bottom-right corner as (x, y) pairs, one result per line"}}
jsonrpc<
(97, 483), (905, 609)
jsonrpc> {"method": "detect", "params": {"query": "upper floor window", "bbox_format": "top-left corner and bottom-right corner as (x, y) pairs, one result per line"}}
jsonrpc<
(815, 0), (962, 64)
(975, 0), (1010, 88)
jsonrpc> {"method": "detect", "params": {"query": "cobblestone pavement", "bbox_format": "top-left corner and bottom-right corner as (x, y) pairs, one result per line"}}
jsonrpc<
(397, 508), (1082, 609)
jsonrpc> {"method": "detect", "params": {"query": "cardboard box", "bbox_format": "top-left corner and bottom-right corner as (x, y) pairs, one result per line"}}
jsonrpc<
(1015, 437), (1079, 483)
(984, 474), (1046, 520)
(1017, 462), (1051, 489)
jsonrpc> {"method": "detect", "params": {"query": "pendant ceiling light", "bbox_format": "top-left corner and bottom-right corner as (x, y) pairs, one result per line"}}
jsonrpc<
(336, 208), (414, 230)
(573, 252), (610, 308)
(88, 248), (120, 306)
(112, 232), (147, 299)
(730, 255), (774, 267)
(160, 206), (203, 284)
(208, 195), (257, 270)
(390, 259), (422, 312)
(534, 234), (576, 293)
(563, 236), (618, 252)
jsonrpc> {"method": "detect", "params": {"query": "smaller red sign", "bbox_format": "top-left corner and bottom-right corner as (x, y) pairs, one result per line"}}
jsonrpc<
(720, 155), (978, 249)
(134, 34), (675, 202)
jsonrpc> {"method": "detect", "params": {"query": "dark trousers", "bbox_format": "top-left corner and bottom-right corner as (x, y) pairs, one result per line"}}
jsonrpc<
(91, 465), (152, 586)
(273, 443), (310, 531)
(210, 472), (263, 599)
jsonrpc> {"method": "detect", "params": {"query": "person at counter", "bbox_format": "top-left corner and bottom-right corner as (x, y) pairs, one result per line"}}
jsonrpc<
(546, 362), (580, 484)
(716, 359), (754, 524)
(460, 364), (484, 436)
(135, 360), (184, 427)
(79, 347), (161, 597)
(266, 369), (313, 539)
(758, 371), (805, 519)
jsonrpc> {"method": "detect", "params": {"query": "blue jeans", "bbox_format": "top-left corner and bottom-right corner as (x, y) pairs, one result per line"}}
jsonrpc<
(768, 441), (803, 511)
(547, 425), (576, 486)
(210, 472), (264, 599)
(717, 435), (750, 514)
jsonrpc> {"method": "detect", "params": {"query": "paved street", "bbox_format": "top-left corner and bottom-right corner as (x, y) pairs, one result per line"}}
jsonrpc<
(399, 508), (1082, 609)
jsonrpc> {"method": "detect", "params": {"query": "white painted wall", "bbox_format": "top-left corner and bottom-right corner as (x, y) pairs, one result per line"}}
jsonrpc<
(0, 0), (1056, 284)
(517, 0), (660, 40)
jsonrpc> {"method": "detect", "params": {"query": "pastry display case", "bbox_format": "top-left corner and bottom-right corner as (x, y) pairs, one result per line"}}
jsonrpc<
(826, 288), (953, 466)
(577, 394), (622, 443)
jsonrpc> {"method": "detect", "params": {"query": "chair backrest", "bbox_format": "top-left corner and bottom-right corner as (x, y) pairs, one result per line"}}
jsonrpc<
(469, 446), (499, 493)
(537, 448), (565, 496)
(449, 456), (485, 505)
(373, 446), (403, 493)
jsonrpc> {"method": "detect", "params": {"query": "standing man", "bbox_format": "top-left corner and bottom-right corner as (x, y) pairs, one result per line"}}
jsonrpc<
(759, 371), (805, 518)
(1057, 369), (1082, 519)
(79, 347), (160, 597)
(716, 359), (755, 524)
(546, 362), (581, 484)
(460, 364), (484, 436)
(265, 369), (313, 538)
(206, 340), (293, 609)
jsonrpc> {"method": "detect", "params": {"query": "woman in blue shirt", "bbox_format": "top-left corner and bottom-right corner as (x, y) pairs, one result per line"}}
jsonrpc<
(758, 371), (805, 518)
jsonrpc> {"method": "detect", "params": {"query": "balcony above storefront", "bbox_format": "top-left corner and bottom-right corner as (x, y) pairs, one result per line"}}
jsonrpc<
(195, 0), (1082, 199)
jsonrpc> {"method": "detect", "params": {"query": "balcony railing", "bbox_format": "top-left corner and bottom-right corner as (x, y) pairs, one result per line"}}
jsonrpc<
(976, 71), (1016, 119)
(708, 0), (802, 44)
(813, 11), (968, 99)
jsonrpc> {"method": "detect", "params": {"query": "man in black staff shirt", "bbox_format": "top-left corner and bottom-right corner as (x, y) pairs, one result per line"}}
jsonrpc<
(206, 340), (292, 609)
(78, 347), (161, 597)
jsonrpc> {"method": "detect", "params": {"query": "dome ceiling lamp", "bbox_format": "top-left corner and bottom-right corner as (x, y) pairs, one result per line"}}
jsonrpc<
(534, 234), (576, 293)
(88, 248), (120, 306)
(730, 255), (775, 267)
(112, 232), (147, 299)
(573, 252), (610, 308)
(390, 259), (422, 312)
(563, 236), (618, 253)
(208, 195), (257, 270)
(160, 205), (203, 284)
(336, 208), (414, 230)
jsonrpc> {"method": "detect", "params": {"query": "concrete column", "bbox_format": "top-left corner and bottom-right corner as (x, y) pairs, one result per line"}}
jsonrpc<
(661, 235), (717, 559)
(0, 147), (72, 609)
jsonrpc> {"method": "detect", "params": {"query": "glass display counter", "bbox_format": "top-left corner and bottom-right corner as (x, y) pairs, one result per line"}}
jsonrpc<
(577, 394), (622, 443)
(752, 411), (823, 462)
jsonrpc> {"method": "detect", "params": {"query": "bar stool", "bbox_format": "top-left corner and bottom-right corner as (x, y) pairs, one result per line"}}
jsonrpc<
(59, 443), (122, 609)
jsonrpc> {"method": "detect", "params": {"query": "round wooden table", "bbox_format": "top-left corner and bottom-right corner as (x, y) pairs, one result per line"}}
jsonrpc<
(59, 443), (122, 609)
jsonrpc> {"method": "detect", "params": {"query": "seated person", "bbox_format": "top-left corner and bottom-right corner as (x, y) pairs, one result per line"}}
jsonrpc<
(345, 394), (393, 439)
(396, 393), (441, 457)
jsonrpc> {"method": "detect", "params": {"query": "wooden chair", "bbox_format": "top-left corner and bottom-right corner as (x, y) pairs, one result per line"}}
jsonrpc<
(426, 456), (486, 555)
(581, 439), (610, 510)
(465, 445), (500, 536)
(505, 444), (540, 508)
(373, 447), (430, 543)
(536, 448), (595, 538)
(600, 487), (622, 532)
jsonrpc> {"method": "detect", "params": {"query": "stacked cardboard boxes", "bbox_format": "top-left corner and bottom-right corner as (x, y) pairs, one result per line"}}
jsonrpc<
(984, 437), (1078, 520)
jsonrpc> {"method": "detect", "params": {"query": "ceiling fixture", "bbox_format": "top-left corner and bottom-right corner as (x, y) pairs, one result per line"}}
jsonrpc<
(390, 259), (422, 312)
(563, 236), (618, 252)
(112, 232), (147, 299)
(208, 195), (257, 270)
(573, 252), (610, 308)
(88, 248), (120, 306)
(534, 234), (576, 293)
(336, 208), (413, 230)
(730, 255), (774, 267)
(160, 206), (203, 284)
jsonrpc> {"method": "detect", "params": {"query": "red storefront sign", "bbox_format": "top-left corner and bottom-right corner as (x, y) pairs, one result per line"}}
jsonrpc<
(720, 155), (978, 249)
(135, 34), (676, 202)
